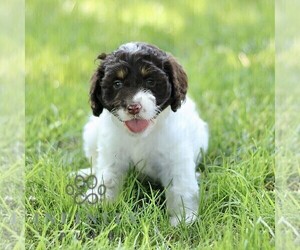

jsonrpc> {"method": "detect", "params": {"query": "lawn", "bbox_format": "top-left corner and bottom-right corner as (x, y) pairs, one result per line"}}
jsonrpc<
(25, 0), (275, 249)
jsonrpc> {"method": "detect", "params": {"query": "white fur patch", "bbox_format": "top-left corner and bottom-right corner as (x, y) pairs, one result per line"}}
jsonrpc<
(118, 42), (141, 53)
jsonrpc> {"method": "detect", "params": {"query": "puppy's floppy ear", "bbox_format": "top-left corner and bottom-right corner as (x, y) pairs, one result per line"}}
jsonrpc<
(90, 53), (106, 116)
(164, 55), (188, 112)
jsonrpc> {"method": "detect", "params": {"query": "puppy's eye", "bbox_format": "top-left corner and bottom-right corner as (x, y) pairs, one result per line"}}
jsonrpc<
(113, 80), (123, 90)
(146, 78), (156, 87)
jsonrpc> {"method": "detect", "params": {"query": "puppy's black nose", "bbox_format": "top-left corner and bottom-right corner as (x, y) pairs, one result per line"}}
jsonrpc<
(127, 103), (142, 115)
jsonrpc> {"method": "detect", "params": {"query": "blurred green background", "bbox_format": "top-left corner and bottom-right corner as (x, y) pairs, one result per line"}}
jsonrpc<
(26, 0), (274, 158)
(25, 0), (275, 249)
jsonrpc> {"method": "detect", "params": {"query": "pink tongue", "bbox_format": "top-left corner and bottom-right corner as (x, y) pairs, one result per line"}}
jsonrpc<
(125, 119), (150, 133)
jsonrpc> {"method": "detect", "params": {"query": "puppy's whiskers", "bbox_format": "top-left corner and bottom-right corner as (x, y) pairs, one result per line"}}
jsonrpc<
(152, 106), (162, 119)
(111, 108), (123, 122)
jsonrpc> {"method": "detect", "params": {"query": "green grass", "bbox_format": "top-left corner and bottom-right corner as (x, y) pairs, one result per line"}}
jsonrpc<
(25, 0), (275, 249)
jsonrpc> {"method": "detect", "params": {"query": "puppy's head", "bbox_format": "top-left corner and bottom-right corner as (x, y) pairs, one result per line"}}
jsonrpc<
(90, 42), (188, 134)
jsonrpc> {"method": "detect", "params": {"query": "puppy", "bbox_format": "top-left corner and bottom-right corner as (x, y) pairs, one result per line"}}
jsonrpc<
(81, 42), (209, 226)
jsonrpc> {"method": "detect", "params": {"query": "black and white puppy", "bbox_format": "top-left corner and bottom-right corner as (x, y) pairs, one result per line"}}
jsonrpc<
(81, 42), (209, 226)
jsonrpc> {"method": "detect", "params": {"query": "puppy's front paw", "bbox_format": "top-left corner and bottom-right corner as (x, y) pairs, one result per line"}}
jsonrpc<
(66, 170), (118, 204)
(170, 212), (198, 227)
(83, 185), (115, 204)
(170, 216), (180, 227)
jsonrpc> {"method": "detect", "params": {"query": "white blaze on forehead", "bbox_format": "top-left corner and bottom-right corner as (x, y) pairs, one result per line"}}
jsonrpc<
(133, 90), (156, 107)
(118, 42), (141, 53)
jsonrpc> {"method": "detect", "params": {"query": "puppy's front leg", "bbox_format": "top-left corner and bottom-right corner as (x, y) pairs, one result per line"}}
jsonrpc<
(163, 162), (200, 226)
(85, 156), (128, 203)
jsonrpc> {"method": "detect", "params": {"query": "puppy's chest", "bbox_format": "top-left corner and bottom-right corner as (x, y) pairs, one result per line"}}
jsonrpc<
(119, 140), (163, 179)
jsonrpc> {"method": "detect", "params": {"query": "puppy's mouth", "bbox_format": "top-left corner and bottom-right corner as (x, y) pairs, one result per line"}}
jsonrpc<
(124, 119), (151, 133)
